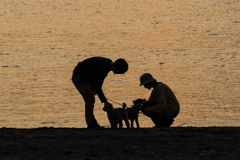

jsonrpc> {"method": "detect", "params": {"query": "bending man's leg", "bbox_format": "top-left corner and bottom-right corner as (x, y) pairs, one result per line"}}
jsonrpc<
(73, 81), (96, 125)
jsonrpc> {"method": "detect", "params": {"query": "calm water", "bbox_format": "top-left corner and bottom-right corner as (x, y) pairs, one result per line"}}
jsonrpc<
(1, 0), (239, 128)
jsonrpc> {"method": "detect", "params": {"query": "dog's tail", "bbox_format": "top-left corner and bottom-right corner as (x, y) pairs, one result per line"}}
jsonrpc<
(122, 103), (127, 109)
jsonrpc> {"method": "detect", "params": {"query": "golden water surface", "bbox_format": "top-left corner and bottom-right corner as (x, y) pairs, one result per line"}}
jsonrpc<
(1, 0), (239, 128)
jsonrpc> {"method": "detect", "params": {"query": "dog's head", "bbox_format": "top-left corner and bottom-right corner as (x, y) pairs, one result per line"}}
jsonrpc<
(122, 103), (127, 109)
(133, 98), (146, 108)
(103, 104), (114, 112)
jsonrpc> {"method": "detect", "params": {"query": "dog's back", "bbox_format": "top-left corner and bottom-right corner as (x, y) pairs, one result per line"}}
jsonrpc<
(126, 108), (139, 120)
(111, 108), (128, 124)
(126, 99), (146, 128)
(107, 103), (129, 128)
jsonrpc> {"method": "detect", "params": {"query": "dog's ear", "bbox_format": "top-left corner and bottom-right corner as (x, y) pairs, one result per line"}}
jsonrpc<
(103, 107), (108, 111)
(122, 103), (127, 109)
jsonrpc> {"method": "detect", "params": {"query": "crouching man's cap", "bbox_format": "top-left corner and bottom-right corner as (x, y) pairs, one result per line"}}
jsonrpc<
(140, 73), (156, 86)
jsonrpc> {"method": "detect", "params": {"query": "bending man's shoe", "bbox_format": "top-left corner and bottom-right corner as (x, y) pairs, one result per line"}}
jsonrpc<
(87, 120), (104, 129)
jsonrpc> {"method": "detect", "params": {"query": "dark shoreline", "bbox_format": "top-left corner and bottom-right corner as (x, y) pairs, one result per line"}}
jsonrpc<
(0, 127), (239, 160)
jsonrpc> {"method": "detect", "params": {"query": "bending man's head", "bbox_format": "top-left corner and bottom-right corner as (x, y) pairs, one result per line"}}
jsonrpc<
(113, 58), (128, 74)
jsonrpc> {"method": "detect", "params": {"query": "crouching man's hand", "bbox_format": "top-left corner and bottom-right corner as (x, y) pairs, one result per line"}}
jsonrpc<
(103, 101), (113, 112)
(140, 106), (150, 113)
(143, 107), (151, 113)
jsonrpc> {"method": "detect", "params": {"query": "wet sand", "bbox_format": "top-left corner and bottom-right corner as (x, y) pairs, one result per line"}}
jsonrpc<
(1, 127), (239, 160)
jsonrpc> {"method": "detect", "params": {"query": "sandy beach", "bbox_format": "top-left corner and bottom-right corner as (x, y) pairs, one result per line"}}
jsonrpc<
(1, 0), (239, 128)
(1, 127), (240, 160)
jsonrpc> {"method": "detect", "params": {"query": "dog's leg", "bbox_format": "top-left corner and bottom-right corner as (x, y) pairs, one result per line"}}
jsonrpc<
(108, 114), (117, 128)
(124, 117), (130, 128)
(118, 119), (123, 128)
(111, 121), (117, 128)
(135, 118), (140, 128)
(109, 118), (116, 128)
(130, 119), (134, 128)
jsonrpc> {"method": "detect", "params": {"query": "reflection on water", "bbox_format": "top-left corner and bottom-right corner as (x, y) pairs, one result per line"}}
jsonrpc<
(0, 0), (239, 128)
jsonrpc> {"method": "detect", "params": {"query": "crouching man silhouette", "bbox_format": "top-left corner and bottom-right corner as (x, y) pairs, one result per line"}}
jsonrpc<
(139, 73), (180, 128)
